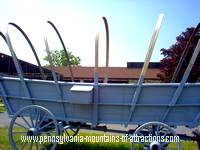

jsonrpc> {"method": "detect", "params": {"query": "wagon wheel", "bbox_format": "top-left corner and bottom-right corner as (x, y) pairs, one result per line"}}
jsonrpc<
(9, 105), (59, 150)
(131, 122), (181, 150)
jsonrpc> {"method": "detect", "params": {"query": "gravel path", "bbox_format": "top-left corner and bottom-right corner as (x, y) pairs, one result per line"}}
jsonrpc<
(0, 112), (10, 127)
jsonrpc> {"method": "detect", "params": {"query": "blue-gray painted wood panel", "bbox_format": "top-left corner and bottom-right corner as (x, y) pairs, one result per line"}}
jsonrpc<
(0, 77), (199, 128)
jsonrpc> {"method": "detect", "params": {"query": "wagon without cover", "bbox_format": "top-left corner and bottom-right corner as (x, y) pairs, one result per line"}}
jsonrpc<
(0, 14), (199, 150)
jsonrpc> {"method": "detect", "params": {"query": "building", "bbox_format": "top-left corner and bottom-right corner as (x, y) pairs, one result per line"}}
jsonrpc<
(54, 62), (161, 83)
(0, 52), (161, 83)
(0, 53), (62, 80)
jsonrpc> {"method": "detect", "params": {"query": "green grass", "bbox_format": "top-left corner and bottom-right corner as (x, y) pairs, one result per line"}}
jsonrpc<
(0, 127), (199, 150)
(0, 98), (6, 112)
(54, 132), (135, 150)
(0, 102), (6, 112)
(0, 127), (11, 150)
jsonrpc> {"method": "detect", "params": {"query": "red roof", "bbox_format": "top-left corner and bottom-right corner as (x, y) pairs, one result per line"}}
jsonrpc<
(54, 66), (160, 80)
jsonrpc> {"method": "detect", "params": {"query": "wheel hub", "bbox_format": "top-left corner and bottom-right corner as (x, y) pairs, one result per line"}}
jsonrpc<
(27, 128), (38, 136)
(150, 141), (161, 150)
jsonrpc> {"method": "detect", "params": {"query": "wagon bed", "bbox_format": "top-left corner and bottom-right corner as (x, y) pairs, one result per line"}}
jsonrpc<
(1, 76), (199, 128)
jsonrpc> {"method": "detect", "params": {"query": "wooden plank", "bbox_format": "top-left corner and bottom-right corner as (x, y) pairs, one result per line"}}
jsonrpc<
(171, 23), (200, 82)
(127, 14), (164, 124)
(162, 39), (200, 122)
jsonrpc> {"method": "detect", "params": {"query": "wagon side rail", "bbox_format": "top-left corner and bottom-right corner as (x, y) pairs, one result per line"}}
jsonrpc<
(171, 22), (200, 83)
(44, 22), (71, 121)
(162, 39), (200, 123)
(5, 27), (33, 100)
(46, 21), (74, 82)
(0, 31), (14, 114)
(92, 16), (110, 126)
(94, 16), (110, 83)
(127, 14), (164, 124)
(8, 23), (46, 80)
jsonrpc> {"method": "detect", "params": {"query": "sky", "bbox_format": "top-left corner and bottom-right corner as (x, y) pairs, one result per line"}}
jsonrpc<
(0, 0), (199, 67)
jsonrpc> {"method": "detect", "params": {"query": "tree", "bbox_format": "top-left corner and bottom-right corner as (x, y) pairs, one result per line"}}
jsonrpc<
(43, 49), (81, 66)
(157, 27), (200, 83)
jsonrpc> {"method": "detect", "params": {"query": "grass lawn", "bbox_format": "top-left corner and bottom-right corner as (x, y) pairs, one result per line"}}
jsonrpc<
(0, 102), (6, 112)
(0, 127), (199, 150)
